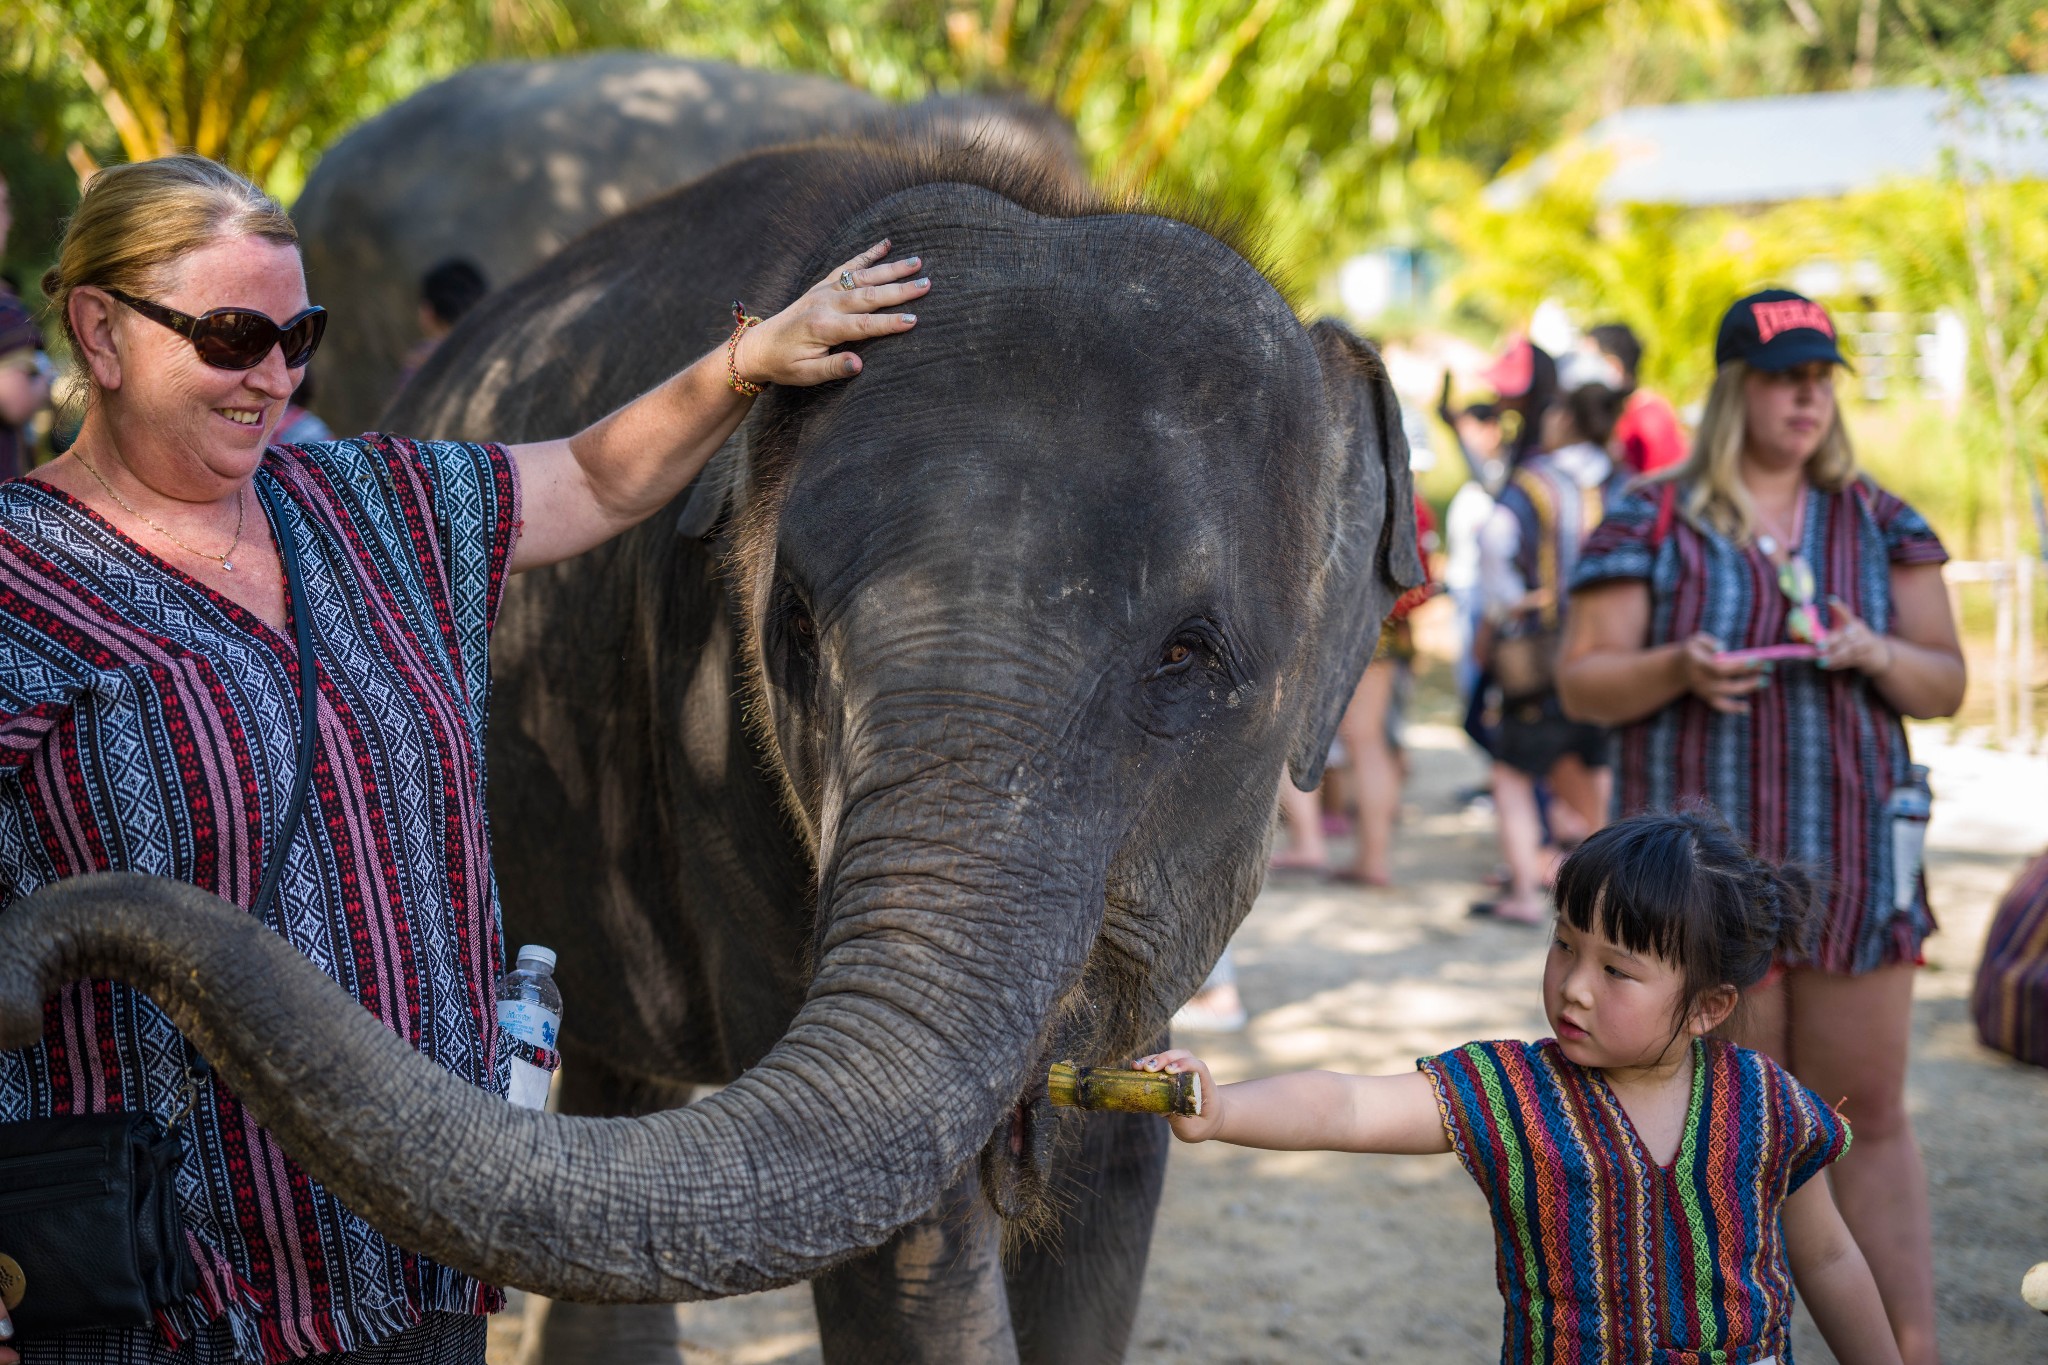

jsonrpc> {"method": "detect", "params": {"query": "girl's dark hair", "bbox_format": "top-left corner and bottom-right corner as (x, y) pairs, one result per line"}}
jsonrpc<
(1560, 381), (1623, 448)
(1554, 809), (1817, 1028)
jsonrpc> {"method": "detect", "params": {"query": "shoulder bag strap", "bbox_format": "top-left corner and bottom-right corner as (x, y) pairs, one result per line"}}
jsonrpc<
(1651, 479), (1678, 551)
(252, 476), (320, 923)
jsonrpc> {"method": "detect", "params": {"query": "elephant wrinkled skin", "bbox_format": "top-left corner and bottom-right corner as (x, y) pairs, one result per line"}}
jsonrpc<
(0, 140), (1419, 1363)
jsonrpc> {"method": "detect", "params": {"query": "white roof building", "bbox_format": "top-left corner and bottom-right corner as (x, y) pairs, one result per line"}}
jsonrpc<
(1487, 75), (2048, 209)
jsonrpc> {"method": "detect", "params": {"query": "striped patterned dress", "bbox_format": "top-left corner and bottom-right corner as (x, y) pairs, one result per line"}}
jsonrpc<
(1570, 479), (1948, 974)
(1973, 849), (2048, 1068)
(1418, 1037), (1849, 1365)
(0, 436), (518, 1362)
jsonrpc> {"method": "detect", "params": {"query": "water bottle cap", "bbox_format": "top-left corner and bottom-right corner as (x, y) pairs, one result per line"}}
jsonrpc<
(514, 944), (557, 971)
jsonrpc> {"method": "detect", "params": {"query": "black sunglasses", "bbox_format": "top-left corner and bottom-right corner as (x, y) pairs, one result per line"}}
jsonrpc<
(102, 286), (327, 371)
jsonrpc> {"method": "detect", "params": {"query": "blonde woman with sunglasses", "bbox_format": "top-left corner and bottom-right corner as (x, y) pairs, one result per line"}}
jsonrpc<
(1556, 290), (1964, 1364)
(0, 155), (920, 1365)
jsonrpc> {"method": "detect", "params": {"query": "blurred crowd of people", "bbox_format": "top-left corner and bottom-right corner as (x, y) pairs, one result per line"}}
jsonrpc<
(1250, 320), (1688, 922)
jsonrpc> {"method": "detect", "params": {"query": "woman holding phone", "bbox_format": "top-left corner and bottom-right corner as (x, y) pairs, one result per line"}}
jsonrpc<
(1556, 290), (1964, 1363)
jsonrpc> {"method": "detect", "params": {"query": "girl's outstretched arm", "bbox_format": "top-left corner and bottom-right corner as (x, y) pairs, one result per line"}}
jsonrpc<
(1782, 1176), (1904, 1364)
(1134, 1050), (1450, 1155)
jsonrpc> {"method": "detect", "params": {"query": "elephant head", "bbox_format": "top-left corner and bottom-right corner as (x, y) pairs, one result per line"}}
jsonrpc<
(0, 143), (1419, 1303)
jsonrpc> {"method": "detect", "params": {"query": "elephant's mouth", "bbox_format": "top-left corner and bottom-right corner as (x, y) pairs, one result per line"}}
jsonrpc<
(980, 1050), (1059, 1220)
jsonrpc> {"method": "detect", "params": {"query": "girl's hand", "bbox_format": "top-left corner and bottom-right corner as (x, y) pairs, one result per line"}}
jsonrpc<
(1817, 599), (1895, 677)
(1677, 632), (1770, 714)
(1134, 1049), (1225, 1143)
(734, 240), (928, 387)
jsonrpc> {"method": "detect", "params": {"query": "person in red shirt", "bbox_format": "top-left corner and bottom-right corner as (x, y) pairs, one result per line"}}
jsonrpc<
(1589, 322), (1687, 476)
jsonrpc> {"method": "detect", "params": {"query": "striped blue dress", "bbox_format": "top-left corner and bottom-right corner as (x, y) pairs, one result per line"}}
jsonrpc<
(1570, 478), (1948, 973)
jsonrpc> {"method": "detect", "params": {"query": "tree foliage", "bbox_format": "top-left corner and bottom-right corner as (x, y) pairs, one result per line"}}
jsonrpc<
(4, 0), (2044, 320)
(1435, 152), (1811, 398)
(9, 0), (441, 192)
(5, 0), (1730, 298)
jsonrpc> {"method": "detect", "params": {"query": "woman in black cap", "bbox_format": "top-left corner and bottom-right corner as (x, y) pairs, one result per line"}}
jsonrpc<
(1555, 289), (1964, 1362)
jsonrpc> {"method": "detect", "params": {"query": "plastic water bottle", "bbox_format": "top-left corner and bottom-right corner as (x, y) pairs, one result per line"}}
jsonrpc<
(495, 944), (562, 1110)
(1886, 765), (1932, 914)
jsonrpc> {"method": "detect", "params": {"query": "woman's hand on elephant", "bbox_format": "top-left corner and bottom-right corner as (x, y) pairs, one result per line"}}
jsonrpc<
(1135, 1049), (1224, 1144)
(735, 240), (927, 387)
(1817, 598), (1895, 677)
(1677, 632), (1770, 715)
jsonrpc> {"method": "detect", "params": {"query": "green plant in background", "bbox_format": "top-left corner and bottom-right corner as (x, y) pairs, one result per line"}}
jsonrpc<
(1796, 84), (2048, 743)
(2, 0), (1732, 295)
(1433, 151), (1810, 401)
(8, 0), (2045, 304)
(0, 61), (111, 291)
(1777, 171), (2048, 555)
(8, 0), (446, 197)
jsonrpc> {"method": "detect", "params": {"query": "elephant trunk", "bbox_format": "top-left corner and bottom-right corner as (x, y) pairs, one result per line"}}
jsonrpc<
(0, 766), (1093, 1304)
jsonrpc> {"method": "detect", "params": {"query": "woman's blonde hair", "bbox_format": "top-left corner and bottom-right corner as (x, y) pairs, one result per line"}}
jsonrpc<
(1653, 359), (1858, 542)
(40, 154), (297, 362)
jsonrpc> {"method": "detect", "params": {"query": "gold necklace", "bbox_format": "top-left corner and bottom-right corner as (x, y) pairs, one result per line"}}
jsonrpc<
(76, 449), (248, 572)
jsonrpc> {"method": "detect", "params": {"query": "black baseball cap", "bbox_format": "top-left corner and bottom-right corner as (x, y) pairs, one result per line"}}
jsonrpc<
(1715, 289), (1847, 372)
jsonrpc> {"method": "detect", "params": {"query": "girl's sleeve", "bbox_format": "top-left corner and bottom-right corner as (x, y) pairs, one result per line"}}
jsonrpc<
(1416, 1040), (1526, 1200)
(1570, 488), (1660, 590)
(1782, 1075), (1852, 1194)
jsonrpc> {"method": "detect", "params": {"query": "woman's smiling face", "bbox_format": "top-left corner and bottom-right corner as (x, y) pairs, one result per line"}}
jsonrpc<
(86, 233), (309, 496)
(1542, 916), (1697, 1073)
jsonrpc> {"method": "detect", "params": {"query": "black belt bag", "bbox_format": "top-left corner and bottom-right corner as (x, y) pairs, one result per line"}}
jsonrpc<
(0, 479), (321, 1338)
(0, 1114), (198, 1334)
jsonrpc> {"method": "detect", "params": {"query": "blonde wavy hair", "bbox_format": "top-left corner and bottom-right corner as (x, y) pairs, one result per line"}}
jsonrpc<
(40, 155), (297, 366)
(1653, 359), (1858, 543)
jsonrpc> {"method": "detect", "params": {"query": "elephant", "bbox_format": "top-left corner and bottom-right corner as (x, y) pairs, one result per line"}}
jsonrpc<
(0, 137), (1420, 1363)
(293, 52), (1084, 435)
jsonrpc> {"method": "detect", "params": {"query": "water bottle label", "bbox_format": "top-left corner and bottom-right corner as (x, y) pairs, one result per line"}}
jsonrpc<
(497, 999), (560, 1048)
(506, 1058), (553, 1110)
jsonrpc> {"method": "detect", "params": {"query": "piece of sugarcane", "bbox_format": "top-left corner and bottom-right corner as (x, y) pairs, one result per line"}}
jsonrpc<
(1047, 1061), (1201, 1117)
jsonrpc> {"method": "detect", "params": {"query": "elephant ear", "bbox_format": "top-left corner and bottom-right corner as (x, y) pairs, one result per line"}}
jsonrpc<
(1287, 319), (1426, 790)
(675, 427), (752, 539)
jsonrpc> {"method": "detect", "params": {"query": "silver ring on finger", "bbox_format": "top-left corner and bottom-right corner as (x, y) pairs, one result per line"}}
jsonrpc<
(837, 271), (858, 292)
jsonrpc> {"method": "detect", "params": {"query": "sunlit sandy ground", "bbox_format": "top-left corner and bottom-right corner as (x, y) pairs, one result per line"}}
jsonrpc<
(488, 724), (2048, 1364)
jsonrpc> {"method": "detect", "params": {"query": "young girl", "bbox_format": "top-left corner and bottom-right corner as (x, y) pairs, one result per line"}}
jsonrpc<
(1140, 810), (1903, 1364)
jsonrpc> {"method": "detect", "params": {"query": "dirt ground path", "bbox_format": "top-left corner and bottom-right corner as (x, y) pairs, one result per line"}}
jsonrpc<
(489, 726), (2048, 1364)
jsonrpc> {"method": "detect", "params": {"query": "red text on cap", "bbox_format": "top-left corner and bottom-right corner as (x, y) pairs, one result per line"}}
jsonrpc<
(1751, 299), (1834, 343)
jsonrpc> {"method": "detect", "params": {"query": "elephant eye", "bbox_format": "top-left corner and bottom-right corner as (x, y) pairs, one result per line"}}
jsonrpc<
(1148, 625), (1224, 681)
(769, 584), (819, 696)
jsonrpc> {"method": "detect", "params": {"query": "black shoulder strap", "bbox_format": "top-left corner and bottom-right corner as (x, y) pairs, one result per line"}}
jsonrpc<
(252, 477), (320, 922)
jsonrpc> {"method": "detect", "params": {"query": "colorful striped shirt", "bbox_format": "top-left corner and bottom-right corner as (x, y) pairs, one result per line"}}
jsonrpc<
(0, 435), (519, 1361)
(1973, 848), (2048, 1068)
(1570, 479), (1948, 973)
(1418, 1037), (1849, 1365)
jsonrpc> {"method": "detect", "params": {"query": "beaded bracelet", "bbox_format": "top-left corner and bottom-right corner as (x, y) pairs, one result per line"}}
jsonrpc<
(726, 301), (763, 397)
